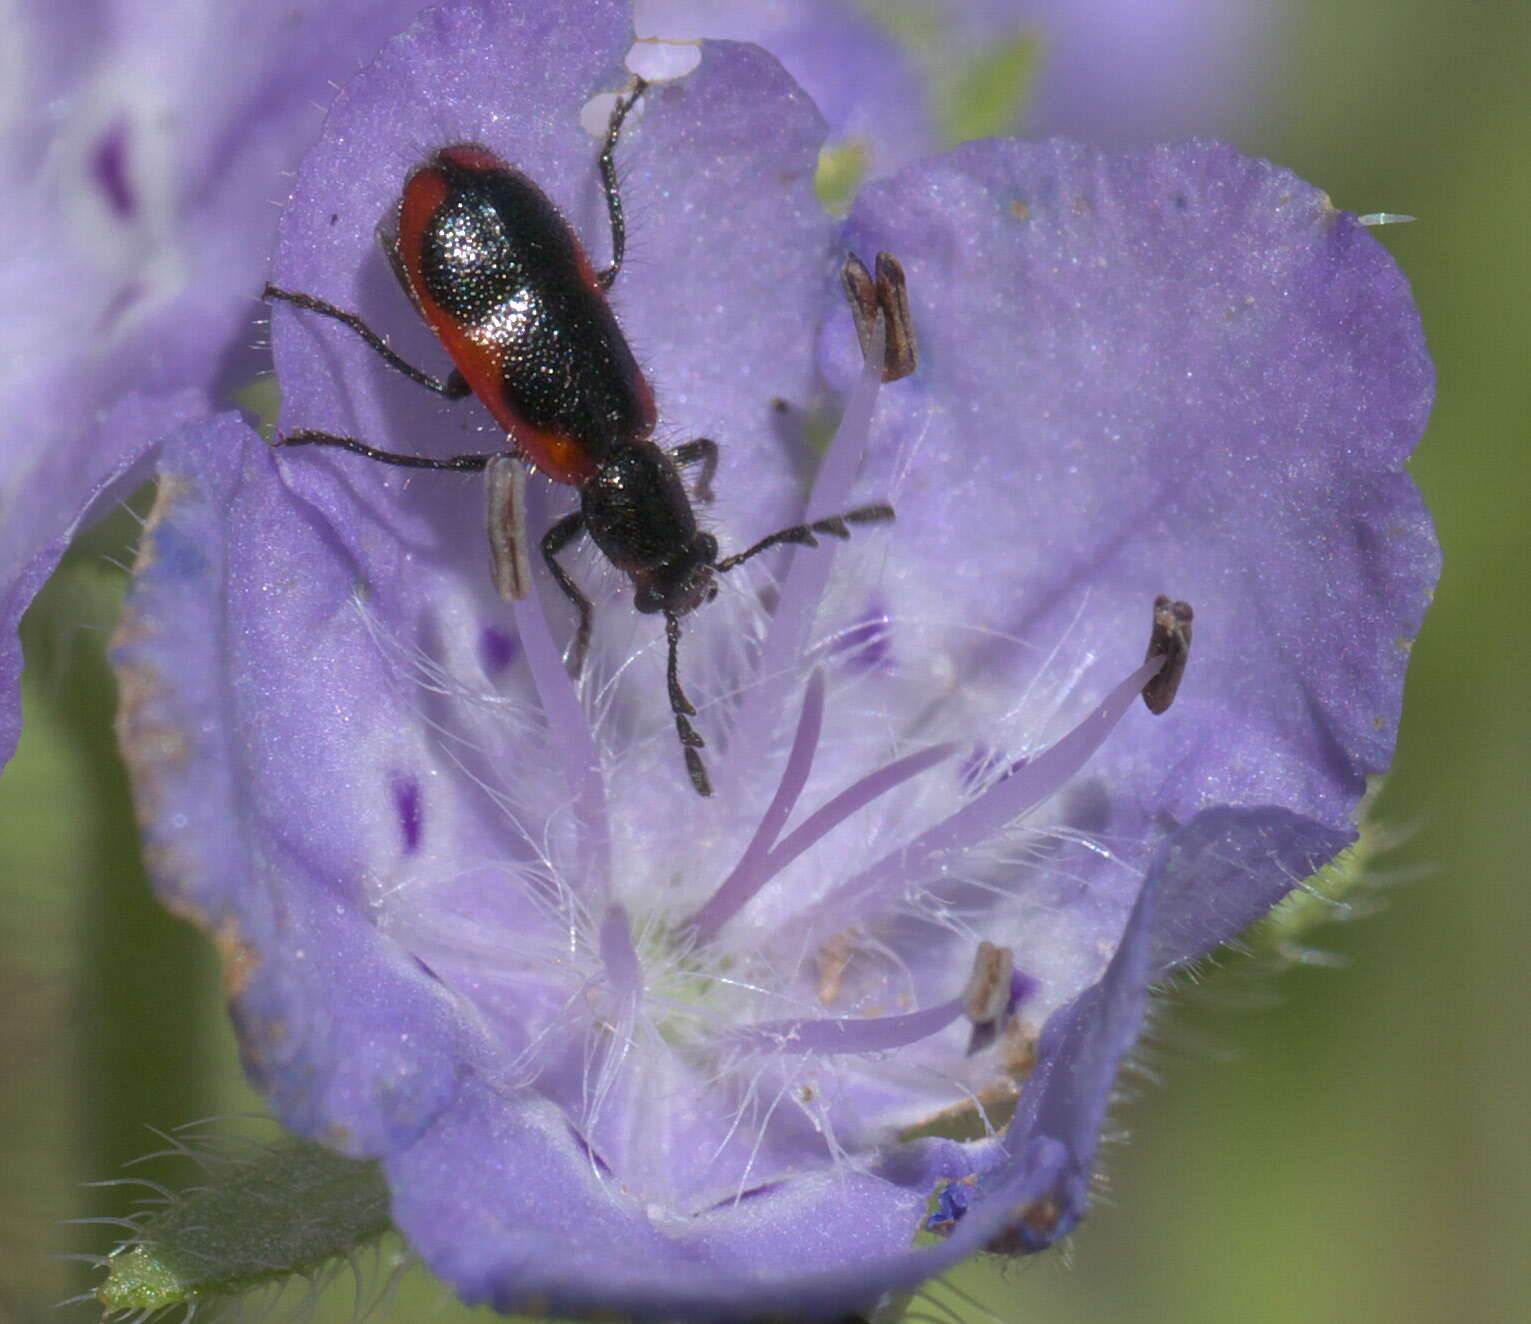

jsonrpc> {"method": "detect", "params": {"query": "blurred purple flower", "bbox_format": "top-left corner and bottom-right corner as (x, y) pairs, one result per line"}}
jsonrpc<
(107, 0), (1435, 1316)
(634, 0), (1282, 174)
(944, 0), (1283, 141)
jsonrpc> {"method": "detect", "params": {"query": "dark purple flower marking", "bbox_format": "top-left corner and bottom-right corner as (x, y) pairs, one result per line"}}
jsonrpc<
(391, 773), (425, 854)
(478, 624), (518, 675)
(90, 118), (137, 219)
(108, 0), (1434, 1318)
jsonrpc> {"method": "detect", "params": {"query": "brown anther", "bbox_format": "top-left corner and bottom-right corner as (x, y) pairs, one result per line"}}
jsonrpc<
(962, 940), (1015, 1057)
(841, 250), (918, 382)
(484, 453), (532, 602)
(1142, 595), (1194, 714)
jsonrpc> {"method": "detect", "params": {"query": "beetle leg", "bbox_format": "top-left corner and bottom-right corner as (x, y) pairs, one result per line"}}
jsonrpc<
(264, 284), (471, 399)
(595, 77), (649, 290)
(277, 430), (495, 471)
(668, 437), (718, 503)
(541, 511), (595, 675)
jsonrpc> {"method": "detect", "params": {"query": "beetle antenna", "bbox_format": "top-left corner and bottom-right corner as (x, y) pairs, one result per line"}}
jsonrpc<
(666, 613), (712, 796)
(716, 504), (894, 574)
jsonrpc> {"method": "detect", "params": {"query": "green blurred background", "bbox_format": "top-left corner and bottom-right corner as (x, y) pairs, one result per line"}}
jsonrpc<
(3, 2), (1526, 1320)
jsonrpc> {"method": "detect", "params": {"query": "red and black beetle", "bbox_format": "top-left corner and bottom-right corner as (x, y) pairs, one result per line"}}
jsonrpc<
(265, 80), (896, 796)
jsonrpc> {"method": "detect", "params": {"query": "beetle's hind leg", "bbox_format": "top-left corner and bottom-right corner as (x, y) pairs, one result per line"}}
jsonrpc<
(264, 285), (470, 399)
(278, 430), (496, 471)
(541, 511), (597, 676)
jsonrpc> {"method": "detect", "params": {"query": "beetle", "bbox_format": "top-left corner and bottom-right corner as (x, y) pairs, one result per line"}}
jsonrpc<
(264, 80), (897, 796)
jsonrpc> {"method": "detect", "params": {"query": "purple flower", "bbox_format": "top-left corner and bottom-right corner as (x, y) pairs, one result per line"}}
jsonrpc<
(106, 0), (1433, 1318)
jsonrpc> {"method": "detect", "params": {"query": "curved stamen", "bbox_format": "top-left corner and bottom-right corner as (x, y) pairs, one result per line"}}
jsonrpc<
(687, 671), (826, 937)
(755, 742), (959, 892)
(811, 314), (888, 520)
(806, 656), (1166, 944)
(722, 317), (887, 787)
(728, 997), (964, 1057)
(693, 739), (956, 940)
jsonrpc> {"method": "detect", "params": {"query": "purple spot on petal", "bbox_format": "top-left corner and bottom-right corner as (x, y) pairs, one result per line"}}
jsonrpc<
(391, 775), (423, 854)
(91, 119), (136, 219)
(479, 626), (517, 676)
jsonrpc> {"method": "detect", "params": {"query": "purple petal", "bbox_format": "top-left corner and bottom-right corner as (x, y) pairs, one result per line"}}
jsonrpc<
(113, 416), (487, 1152)
(1147, 805), (1356, 974)
(120, 398), (1076, 1310)
(388, 1075), (996, 1322)
(839, 139), (1437, 840)
(269, 17), (835, 664)
(635, 1), (1278, 162)
(635, 0), (932, 176)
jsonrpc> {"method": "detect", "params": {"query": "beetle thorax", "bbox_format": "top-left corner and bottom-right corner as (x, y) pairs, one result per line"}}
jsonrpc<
(582, 443), (717, 616)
